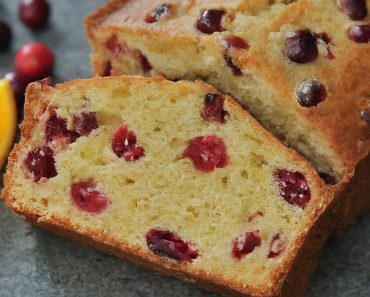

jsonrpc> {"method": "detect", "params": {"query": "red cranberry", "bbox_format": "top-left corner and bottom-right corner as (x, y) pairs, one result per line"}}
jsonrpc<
(145, 4), (171, 23)
(318, 172), (337, 185)
(274, 169), (311, 209)
(112, 125), (145, 161)
(24, 147), (57, 182)
(102, 62), (112, 77)
(4, 72), (30, 103)
(296, 79), (327, 107)
(19, 0), (50, 29)
(70, 181), (111, 214)
(134, 50), (153, 74)
(146, 228), (199, 262)
(339, 0), (367, 20)
(285, 30), (318, 63)
(348, 25), (370, 43)
(219, 35), (249, 50)
(202, 93), (228, 123)
(73, 112), (98, 136)
(315, 32), (335, 60)
(0, 20), (12, 51)
(268, 234), (286, 259)
(105, 35), (124, 57)
(224, 54), (243, 76)
(45, 112), (80, 146)
(183, 135), (228, 172)
(361, 109), (370, 128)
(246, 211), (264, 223)
(16, 42), (54, 81)
(232, 231), (261, 260)
(196, 10), (226, 34)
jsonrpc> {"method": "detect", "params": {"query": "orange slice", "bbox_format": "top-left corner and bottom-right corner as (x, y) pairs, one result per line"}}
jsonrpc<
(0, 79), (17, 168)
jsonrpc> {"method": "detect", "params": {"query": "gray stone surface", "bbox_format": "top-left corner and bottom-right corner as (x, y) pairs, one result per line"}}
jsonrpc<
(0, 1), (369, 296)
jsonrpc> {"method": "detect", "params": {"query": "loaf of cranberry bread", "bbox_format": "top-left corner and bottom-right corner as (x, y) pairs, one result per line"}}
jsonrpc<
(3, 76), (334, 297)
(86, 0), (370, 183)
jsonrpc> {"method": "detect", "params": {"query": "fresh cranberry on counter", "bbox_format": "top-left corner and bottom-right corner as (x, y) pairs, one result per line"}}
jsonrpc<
(19, 0), (50, 29)
(4, 72), (30, 103)
(15, 42), (54, 81)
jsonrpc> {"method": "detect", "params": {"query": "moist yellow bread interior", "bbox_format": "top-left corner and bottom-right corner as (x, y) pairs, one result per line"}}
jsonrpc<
(4, 77), (332, 295)
(86, 0), (370, 182)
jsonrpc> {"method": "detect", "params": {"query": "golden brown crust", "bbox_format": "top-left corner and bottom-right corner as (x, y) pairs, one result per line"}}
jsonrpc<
(2, 75), (335, 297)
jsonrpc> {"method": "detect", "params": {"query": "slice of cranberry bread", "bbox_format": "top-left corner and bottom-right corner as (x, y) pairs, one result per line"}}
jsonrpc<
(3, 76), (334, 297)
(86, 0), (370, 184)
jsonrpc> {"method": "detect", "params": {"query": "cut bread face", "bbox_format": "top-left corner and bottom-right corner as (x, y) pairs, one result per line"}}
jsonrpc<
(86, 0), (370, 182)
(3, 77), (333, 297)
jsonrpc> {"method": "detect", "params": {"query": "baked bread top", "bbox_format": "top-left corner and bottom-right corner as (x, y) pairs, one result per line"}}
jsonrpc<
(3, 76), (333, 297)
(86, 0), (370, 182)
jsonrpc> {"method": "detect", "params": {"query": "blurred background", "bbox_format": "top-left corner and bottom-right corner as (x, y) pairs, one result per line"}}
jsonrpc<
(0, 1), (369, 296)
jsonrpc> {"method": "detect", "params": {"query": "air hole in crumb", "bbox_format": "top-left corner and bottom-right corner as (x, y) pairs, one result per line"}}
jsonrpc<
(125, 178), (135, 185)
(222, 176), (228, 186)
(241, 170), (248, 179)
(154, 127), (161, 132)
(169, 138), (182, 149)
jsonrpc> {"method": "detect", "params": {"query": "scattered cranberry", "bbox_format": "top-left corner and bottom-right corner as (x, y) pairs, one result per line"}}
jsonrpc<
(4, 72), (30, 103)
(45, 112), (80, 146)
(24, 146), (57, 182)
(285, 30), (318, 63)
(196, 10), (225, 34)
(274, 169), (311, 209)
(219, 35), (249, 50)
(102, 62), (112, 77)
(202, 93), (227, 123)
(112, 125), (145, 161)
(348, 25), (370, 43)
(268, 234), (286, 259)
(319, 172), (337, 185)
(246, 211), (264, 223)
(134, 50), (153, 74)
(146, 228), (199, 262)
(296, 79), (327, 107)
(70, 181), (111, 214)
(0, 20), (12, 51)
(15, 42), (54, 81)
(232, 231), (261, 260)
(183, 135), (228, 172)
(73, 112), (98, 136)
(19, 0), (50, 29)
(339, 0), (368, 20)
(105, 35), (124, 57)
(361, 109), (370, 128)
(315, 32), (335, 60)
(145, 4), (171, 23)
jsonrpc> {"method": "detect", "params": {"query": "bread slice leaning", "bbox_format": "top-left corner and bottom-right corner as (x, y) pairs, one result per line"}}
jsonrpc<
(2, 76), (335, 297)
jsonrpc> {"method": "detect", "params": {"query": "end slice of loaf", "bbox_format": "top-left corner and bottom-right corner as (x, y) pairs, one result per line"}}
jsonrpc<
(3, 76), (334, 297)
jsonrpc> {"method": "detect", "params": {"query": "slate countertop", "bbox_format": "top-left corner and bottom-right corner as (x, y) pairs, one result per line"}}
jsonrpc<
(0, 1), (369, 297)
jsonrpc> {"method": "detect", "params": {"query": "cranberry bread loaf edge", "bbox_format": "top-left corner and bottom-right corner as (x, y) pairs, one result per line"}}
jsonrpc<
(2, 77), (335, 297)
(86, 0), (370, 183)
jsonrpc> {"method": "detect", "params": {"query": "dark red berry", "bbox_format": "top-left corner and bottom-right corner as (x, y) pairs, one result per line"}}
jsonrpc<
(24, 146), (57, 182)
(285, 30), (318, 63)
(146, 228), (199, 262)
(0, 20), (12, 51)
(16, 42), (54, 80)
(219, 35), (249, 50)
(315, 32), (335, 60)
(196, 10), (225, 34)
(224, 54), (243, 76)
(105, 35), (124, 57)
(360, 109), (370, 128)
(4, 72), (30, 103)
(268, 234), (286, 259)
(202, 93), (227, 123)
(134, 50), (152, 74)
(102, 61), (112, 77)
(73, 112), (98, 136)
(112, 125), (145, 161)
(348, 25), (370, 43)
(339, 0), (367, 20)
(19, 0), (50, 29)
(296, 79), (327, 107)
(70, 181), (111, 214)
(45, 112), (80, 146)
(232, 231), (261, 260)
(145, 4), (171, 23)
(318, 172), (337, 185)
(274, 169), (311, 209)
(183, 135), (228, 172)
